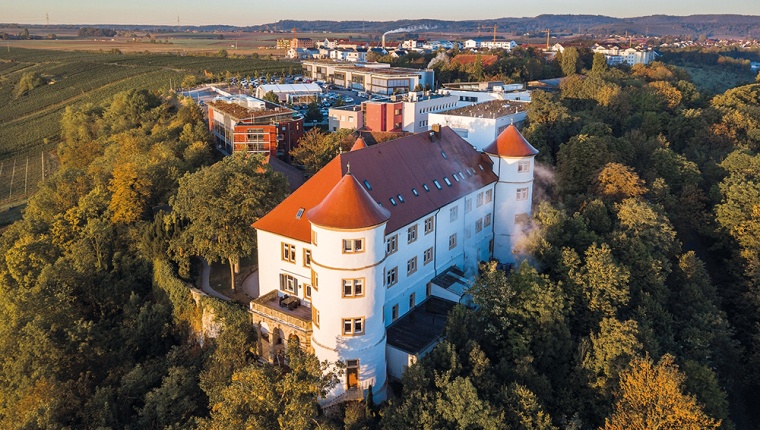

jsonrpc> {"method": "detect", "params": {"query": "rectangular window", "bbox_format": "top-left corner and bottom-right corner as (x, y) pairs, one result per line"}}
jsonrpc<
(409, 293), (416, 309)
(426, 282), (432, 297)
(450, 206), (458, 222)
(518, 160), (530, 173)
(279, 274), (297, 293)
(465, 227), (472, 239)
(386, 234), (398, 255)
(342, 278), (365, 297)
(343, 238), (365, 253)
(312, 307), (320, 327)
(281, 243), (296, 263)
(476, 219), (483, 233)
(303, 249), (312, 267)
(424, 216), (435, 234)
(311, 230), (318, 245)
(465, 198), (472, 213)
(477, 192), (484, 207)
(407, 257), (417, 276)
(485, 189), (493, 203)
(386, 267), (398, 287)
(311, 269), (319, 291)
(484, 213), (492, 227)
(392, 304), (399, 321)
(449, 233), (457, 250)
(516, 187), (529, 201)
(342, 317), (365, 336)
(305, 284), (312, 299)
(407, 225), (418, 244)
(424, 247), (434, 265)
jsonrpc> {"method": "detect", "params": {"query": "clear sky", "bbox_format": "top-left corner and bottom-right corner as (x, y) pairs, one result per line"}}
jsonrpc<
(2, 0), (759, 26)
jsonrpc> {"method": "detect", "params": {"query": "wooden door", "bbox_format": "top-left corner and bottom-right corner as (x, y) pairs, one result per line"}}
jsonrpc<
(346, 359), (359, 389)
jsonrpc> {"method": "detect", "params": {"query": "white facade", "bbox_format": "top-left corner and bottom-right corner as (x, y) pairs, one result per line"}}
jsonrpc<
(252, 127), (537, 403)
(593, 45), (656, 65)
(440, 88), (532, 107)
(428, 109), (528, 151)
(488, 155), (534, 262)
(400, 93), (459, 133)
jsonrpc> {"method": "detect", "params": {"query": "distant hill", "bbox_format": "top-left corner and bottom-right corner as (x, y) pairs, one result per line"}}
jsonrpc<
(255, 15), (760, 39)
(4, 15), (760, 39)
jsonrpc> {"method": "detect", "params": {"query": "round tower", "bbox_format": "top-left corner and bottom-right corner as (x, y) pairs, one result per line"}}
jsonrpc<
(306, 170), (391, 402)
(483, 124), (539, 263)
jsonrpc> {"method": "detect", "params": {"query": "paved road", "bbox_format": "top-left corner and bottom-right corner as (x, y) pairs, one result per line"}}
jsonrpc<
(199, 259), (231, 301)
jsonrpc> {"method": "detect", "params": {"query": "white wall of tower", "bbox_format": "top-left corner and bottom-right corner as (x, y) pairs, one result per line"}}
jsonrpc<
(309, 222), (388, 400)
(489, 154), (535, 263)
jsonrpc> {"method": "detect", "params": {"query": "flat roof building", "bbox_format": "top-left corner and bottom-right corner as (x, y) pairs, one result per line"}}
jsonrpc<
(427, 100), (530, 151)
(206, 95), (304, 159)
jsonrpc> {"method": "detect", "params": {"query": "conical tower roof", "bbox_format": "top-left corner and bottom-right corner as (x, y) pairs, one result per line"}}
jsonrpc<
(350, 136), (367, 151)
(483, 124), (539, 157)
(307, 171), (390, 230)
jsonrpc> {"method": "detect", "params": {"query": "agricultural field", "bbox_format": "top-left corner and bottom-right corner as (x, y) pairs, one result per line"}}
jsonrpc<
(0, 47), (299, 161)
(0, 44), (297, 214)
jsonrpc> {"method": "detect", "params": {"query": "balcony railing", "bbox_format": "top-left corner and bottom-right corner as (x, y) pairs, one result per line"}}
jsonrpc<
(249, 290), (312, 332)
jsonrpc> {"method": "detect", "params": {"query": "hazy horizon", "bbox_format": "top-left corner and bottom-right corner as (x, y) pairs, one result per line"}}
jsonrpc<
(2, 0), (760, 27)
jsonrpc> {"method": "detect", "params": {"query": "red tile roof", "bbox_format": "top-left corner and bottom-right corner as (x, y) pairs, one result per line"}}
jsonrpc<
(307, 172), (390, 229)
(483, 124), (539, 157)
(253, 127), (498, 241)
(350, 137), (367, 151)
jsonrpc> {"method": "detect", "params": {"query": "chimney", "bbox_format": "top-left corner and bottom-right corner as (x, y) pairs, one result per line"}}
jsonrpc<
(430, 123), (442, 140)
(382, 34), (386, 49)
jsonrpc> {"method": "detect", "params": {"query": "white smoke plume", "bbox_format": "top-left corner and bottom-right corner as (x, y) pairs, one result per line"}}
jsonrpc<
(427, 50), (450, 68)
(510, 162), (556, 266)
(383, 25), (434, 36)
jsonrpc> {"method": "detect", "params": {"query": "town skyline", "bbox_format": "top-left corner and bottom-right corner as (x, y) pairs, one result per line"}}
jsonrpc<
(2, 0), (760, 27)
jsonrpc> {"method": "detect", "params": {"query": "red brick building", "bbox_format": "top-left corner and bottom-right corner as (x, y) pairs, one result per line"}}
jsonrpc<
(362, 100), (403, 132)
(206, 96), (304, 159)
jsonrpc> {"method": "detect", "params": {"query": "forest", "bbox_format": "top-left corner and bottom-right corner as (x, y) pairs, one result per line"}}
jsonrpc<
(0, 51), (759, 429)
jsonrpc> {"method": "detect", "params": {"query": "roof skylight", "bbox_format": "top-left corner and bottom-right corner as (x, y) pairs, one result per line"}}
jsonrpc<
(363, 180), (372, 190)
(397, 194), (404, 203)
(296, 208), (305, 219)
(423, 184), (430, 192)
(433, 180), (442, 190)
(412, 188), (419, 196)
(444, 177), (452, 186)
(390, 197), (397, 206)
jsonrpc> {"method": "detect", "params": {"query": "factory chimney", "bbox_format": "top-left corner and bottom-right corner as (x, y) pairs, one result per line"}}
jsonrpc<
(382, 34), (386, 49)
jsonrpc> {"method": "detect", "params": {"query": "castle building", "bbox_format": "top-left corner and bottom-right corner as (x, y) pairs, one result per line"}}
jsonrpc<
(250, 125), (537, 404)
